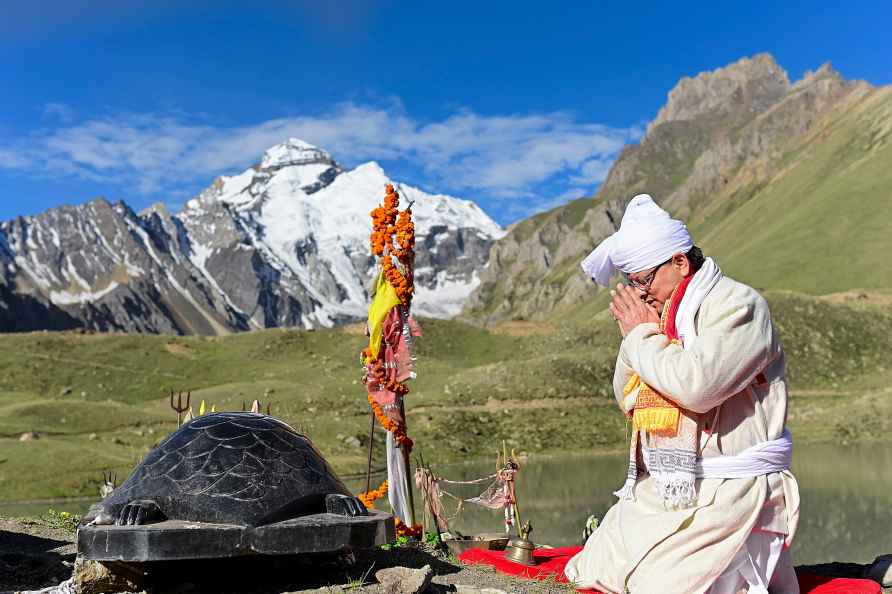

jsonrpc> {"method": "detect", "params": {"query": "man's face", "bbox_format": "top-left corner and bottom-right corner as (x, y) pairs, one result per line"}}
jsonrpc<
(625, 255), (689, 311)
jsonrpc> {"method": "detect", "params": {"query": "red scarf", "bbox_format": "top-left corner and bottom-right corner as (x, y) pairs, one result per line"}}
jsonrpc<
(662, 273), (693, 341)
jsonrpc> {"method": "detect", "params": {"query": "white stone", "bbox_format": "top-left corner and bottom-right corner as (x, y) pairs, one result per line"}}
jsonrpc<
(374, 564), (434, 594)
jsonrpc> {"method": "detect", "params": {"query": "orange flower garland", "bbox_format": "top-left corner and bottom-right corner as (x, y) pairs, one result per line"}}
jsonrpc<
(395, 518), (423, 539)
(367, 393), (413, 451)
(363, 183), (416, 453)
(357, 479), (423, 539)
(369, 184), (415, 307)
(358, 480), (388, 509)
(369, 186), (399, 257)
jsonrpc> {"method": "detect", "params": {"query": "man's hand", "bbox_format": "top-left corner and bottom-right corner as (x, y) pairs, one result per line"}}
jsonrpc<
(609, 283), (660, 336)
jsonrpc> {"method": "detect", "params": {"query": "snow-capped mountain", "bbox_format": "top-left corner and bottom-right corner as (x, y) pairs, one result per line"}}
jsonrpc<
(0, 139), (504, 334)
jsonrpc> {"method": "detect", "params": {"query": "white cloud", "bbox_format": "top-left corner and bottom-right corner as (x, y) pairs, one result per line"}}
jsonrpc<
(495, 187), (595, 223)
(570, 158), (614, 185)
(0, 102), (640, 221)
(42, 102), (77, 122)
(0, 148), (31, 169)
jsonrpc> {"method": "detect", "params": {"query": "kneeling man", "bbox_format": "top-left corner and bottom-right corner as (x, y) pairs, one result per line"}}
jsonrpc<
(565, 195), (800, 594)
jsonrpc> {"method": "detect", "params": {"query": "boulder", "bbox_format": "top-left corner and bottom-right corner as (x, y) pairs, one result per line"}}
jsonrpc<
(72, 557), (141, 594)
(374, 564), (433, 594)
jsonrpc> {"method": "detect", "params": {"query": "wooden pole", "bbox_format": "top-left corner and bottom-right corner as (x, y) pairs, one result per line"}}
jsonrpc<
(418, 450), (443, 543)
(364, 408), (376, 495)
(399, 398), (417, 528)
(416, 455), (427, 536)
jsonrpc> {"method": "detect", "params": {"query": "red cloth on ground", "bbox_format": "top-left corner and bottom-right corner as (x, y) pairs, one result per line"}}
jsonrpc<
(458, 546), (881, 594)
(796, 573), (882, 594)
(459, 547), (598, 591)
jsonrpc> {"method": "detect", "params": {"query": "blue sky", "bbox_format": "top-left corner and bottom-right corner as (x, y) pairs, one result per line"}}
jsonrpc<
(1, 1), (889, 226)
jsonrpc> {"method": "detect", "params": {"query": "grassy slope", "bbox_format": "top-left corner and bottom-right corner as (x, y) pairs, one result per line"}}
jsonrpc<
(467, 84), (892, 329)
(696, 88), (892, 294)
(1, 290), (891, 501)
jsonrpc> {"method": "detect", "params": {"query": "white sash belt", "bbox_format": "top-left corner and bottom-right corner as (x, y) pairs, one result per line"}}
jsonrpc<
(696, 429), (792, 479)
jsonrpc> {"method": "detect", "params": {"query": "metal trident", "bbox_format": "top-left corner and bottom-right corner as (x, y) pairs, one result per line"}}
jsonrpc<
(169, 390), (191, 427)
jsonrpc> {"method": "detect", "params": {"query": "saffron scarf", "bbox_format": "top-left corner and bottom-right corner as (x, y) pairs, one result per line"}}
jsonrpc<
(614, 275), (702, 508)
(628, 274), (693, 436)
(366, 272), (402, 360)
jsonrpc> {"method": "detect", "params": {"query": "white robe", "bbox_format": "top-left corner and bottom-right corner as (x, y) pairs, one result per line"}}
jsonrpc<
(565, 277), (800, 594)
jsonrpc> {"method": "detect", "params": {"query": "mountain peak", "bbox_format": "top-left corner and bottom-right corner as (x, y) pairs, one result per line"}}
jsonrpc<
(139, 202), (170, 218)
(647, 53), (790, 135)
(353, 161), (386, 176)
(794, 61), (845, 88)
(260, 138), (337, 171)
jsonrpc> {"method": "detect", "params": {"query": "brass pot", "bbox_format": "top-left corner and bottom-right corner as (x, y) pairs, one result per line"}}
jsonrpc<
(504, 537), (536, 566)
(442, 533), (510, 557)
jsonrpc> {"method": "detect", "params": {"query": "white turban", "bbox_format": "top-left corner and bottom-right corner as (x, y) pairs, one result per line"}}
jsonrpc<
(581, 194), (693, 287)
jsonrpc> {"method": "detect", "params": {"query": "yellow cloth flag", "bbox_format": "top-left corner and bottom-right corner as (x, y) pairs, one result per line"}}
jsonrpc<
(624, 374), (681, 437)
(367, 272), (402, 361)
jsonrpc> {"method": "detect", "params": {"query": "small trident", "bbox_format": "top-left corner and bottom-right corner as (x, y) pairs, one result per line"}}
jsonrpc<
(169, 390), (191, 427)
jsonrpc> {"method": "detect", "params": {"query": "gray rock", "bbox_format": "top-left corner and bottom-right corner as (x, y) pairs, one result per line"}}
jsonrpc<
(864, 554), (892, 587)
(16, 578), (79, 594)
(72, 557), (140, 594)
(648, 53), (790, 135)
(374, 564), (433, 594)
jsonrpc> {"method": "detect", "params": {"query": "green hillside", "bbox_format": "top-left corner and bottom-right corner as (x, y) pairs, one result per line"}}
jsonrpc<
(462, 58), (892, 325)
(698, 88), (892, 293)
(1, 290), (890, 502)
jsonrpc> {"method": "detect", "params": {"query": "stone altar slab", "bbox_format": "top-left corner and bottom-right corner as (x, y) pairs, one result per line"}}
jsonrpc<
(78, 510), (394, 562)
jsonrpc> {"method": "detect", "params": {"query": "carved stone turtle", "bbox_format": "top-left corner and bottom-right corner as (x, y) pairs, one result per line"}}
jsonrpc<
(84, 412), (366, 527)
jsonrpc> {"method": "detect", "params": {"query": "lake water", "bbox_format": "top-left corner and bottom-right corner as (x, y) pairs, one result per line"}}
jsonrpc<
(418, 442), (892, 565)
(1, 442), (888, 565)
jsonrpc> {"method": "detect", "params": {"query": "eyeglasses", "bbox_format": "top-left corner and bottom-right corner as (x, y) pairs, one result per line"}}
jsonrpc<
(624, 259), (670, 292)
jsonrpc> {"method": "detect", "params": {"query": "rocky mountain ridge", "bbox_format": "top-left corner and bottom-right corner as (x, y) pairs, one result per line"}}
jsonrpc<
(462, 54), (885, 324)
(0, 139), (504, 334)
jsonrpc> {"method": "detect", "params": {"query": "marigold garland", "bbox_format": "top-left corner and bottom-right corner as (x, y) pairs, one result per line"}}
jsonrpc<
(367, 393), (414, 451)
(358, 480), (388, 509)
(395, 518), (423, 539)
(357, 480), (422, 539)
(362, 183), (416, 454)
(366, 357), (409, 395)
(369, 184), (415, 307)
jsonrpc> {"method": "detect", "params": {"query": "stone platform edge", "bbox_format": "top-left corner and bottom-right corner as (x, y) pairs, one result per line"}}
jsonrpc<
(77, 510), (395, 562)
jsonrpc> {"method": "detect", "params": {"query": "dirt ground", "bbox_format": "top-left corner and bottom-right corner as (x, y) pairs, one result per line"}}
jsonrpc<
(0, 517), (77, 592)
(0, 517), (887, 594)
(0, 516), (575, 594)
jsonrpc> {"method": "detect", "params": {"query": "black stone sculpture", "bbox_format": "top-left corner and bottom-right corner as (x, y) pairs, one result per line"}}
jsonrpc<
(84, 412), (366, 527)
